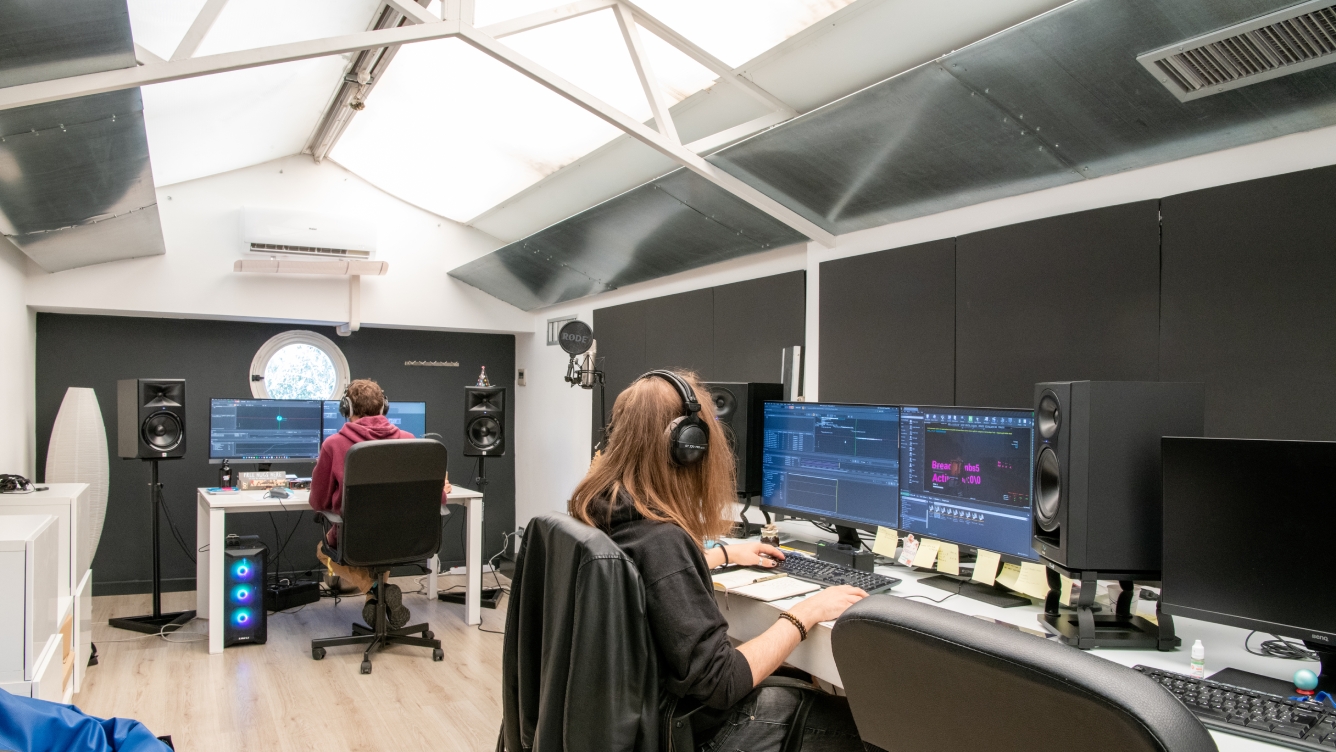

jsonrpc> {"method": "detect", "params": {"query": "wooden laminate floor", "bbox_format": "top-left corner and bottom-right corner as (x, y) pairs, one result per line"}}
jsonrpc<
(77, 574), (507, 752)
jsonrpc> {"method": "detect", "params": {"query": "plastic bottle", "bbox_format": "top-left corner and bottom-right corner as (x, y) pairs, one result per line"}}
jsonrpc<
(219, 459), (233, 488)
(1190, 639), (1206, 678)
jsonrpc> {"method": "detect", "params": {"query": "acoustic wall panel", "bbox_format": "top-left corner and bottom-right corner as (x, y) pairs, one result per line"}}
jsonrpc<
(644, 288), (715, 378)
(955, 201), (1161, 408)
(591, 300), (649, 446)
(819, 240), (956, 406)
(713, 272), (806, 383)
(1160, 165), (1336, 441)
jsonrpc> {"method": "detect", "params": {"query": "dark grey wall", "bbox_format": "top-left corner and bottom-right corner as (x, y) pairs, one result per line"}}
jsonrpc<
(35, 314), (515, 595)
(592, 271), (805, 444)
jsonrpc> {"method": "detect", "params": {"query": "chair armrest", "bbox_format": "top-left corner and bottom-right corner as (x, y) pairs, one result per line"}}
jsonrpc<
(313, 511), (343, 525)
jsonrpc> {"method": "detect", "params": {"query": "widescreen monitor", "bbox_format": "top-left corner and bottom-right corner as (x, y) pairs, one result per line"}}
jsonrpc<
(322, 401), (427, 440)
(209, 399), (323, 463)
(1161, 437), (1336, 652)
(898, 405), (1037, 562)
(759, 402), (901, 532)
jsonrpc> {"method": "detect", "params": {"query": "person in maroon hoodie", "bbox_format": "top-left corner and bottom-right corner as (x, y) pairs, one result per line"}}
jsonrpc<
(309, 379), (450, 629)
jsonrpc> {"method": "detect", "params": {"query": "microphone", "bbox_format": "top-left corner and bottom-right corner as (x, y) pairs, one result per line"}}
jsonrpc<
(579, 339), (598, 389)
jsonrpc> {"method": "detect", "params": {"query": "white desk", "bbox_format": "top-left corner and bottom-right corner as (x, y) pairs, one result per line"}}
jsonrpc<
(720, 560), (1300, 751)
(195, 486), (485, 654)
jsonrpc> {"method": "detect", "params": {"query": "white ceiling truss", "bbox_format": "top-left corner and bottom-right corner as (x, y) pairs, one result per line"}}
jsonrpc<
(2, 0), (834, 247)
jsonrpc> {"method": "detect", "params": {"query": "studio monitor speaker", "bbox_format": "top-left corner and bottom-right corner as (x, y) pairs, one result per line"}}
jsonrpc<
(464, 386), (506, 457)
(224, 536), (267, 647)
(705, 382), (783, 496)
(1032, 381), (1203, 574)
(117, 379), (187, 460)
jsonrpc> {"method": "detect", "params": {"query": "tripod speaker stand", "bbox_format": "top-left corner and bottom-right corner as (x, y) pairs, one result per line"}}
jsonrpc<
(109, 459), (196, 634)
(438, 456), (504, 609)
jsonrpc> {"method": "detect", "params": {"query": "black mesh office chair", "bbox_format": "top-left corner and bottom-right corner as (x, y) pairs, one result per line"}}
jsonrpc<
(832, 596), (1218, 752)
(310, 439), (447, 674)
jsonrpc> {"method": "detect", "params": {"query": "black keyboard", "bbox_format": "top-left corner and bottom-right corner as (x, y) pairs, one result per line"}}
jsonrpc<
(1135, 665), (1336, 750)
(774, 554), (900, 594)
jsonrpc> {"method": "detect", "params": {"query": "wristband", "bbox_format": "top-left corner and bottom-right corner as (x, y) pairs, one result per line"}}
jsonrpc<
(778, 611), (807, 641)
(721, 547), (730, 565)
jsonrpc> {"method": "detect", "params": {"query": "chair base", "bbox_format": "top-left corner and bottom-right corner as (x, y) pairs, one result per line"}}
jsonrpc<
(310, 571), (443, 672)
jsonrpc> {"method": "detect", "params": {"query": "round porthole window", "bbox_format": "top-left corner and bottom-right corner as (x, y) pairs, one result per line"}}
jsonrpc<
(250, 331), (350, 400)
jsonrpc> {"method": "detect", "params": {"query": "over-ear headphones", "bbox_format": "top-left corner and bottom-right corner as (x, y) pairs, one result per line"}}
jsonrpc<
(639, 370), (709, 466)
(338, 384), (388, 418)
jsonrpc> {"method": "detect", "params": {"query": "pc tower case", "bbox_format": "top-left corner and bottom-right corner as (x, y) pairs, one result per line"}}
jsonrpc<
(224, 536), (268, 647)
(1032, 381), (1204, 574)
(704, 382), (783, 496)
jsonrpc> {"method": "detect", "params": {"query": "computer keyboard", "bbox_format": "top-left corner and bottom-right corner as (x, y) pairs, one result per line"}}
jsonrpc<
(774, 554), (900, 594)
(1135, 665), (1336, 749)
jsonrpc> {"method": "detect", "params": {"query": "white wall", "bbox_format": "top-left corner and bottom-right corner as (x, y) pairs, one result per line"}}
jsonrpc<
(24, 154), (532, 335)
(0, 238), (35, 477)
(511, 121), (1336, 529)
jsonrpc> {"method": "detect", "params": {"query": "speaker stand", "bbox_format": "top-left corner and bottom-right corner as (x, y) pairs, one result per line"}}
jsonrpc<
(109, 460), (195, 634)
(1036, 566), (1178, 651)
(734, 495), (762, 538)
(437, 457), (502, 608)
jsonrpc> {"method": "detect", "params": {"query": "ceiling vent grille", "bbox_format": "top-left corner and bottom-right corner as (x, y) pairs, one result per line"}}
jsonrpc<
(247, 242), (372, 260)
(1138, 1), (1336, 101)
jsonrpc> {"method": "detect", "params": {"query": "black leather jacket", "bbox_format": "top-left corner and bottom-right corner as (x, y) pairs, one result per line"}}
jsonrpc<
(500, 514), (661, 752)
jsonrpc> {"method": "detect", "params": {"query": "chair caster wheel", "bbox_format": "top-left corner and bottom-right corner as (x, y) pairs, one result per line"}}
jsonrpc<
(423, 630), (434, 640)
(312, 647), (326, 660)
(433, 649), (444, 661)
(360, 660), (372, 674)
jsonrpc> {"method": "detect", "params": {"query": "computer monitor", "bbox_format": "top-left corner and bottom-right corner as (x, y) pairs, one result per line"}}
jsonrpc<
(759, 401), (901, 543)
(209, 399), (323, 463)
(1162, 437), (1336, 693)
(897, 405), (1037, 562)
(321, 401), (427, 440)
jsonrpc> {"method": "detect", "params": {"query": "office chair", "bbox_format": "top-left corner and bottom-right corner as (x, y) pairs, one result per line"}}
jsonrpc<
(310, 439), (447, 674)
(831, 596), (1218, 752)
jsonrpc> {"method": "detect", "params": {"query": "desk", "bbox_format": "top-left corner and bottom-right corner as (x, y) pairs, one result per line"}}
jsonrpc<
(719, 560), (1299, 752)
(195, 486), (485, 654)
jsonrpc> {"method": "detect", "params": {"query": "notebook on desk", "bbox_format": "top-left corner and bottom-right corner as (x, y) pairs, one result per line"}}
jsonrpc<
(712, 568), (821, 602)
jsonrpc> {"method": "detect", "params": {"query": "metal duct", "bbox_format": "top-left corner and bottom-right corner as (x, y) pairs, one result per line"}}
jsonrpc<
(0, 0), (165, 272)
(453, 0), (1336, 309)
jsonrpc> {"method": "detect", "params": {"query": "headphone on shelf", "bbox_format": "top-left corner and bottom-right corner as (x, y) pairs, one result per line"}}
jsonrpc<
(0, 474), (34, 494)
(639, 370), (710, 467)
(338, 384), (389, 419)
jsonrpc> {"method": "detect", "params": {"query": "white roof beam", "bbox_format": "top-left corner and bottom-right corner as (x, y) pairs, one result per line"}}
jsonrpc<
(614, 3), (678, 144)
(458, 24), (834, 247)
(478, 0), (616, 39)
(442, 0), (475, 24)
(383, 0), (439, 26)
(170, 0), (232, 61)
(685, 111), (789, 154)
(134, 43), (165, 66)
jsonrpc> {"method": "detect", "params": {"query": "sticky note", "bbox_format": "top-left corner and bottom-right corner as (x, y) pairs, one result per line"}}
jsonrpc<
(996, 563), (1022, 591)
(872, 527), (899, 558)
(1014, 562), (1053, 600)
(937, 543), (960, 576)
(971, 549), (1001, 586)
(1060, 574), (1074, 606)
(912, 539), (941, 569)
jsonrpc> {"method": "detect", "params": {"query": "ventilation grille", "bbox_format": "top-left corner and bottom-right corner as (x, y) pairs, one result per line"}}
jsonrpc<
(1138, 1), (1336, 101)
(247, 242), (372, 260)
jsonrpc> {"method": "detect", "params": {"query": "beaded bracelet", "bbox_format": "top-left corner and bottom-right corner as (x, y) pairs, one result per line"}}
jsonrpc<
(778, 611), (807, 641)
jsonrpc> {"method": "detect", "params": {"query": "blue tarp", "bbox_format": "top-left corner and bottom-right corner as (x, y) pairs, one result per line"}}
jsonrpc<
(0, 689), (170, 752)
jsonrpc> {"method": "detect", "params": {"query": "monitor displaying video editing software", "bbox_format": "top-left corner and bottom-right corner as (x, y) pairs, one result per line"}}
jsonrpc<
(760, 402), (901, 530)
(898, 406), (1036, 561)
(209, 399), (324, 462)
(321, 401), (427, 440)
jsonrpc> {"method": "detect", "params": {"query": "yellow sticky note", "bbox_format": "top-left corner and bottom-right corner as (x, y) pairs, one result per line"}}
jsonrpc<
(971, 549), (1001, 586)
(912, 539), (941, 569)
(872, 527), (899, 558)
(937, 543), (960, 576)
(1060, 574), (1075, 606)
(996, 563), (1022, 591)
(1014, 562), (1053, 600)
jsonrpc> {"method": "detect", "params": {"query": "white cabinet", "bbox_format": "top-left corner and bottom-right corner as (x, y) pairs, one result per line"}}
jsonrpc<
(0, 515), (60, 685)
(0, 483), (91, 602)
(0, 635), (63, 700)
(74, 569), (92, 694)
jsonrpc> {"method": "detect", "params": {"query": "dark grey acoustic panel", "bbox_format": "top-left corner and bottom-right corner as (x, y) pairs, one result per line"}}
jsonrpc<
(644, 288), (714, 377)
(820, 239), (955, 406)
(713, 271), (805, 383)
(955, 201), (1161, 409)
(1161, 164), (1336, 440)
(591, 300), (649, 445)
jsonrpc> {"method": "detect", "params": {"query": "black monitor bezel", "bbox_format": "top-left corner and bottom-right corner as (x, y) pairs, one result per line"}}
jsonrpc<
(895, 403), (1040, 564)
(208, 397), (325, 464)
(755, 399), (903, 534)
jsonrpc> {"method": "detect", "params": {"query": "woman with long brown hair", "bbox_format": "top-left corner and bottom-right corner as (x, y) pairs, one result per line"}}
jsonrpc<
(570, 369), (868, 751)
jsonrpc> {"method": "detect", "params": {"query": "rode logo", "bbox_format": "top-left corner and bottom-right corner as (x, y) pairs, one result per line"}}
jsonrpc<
(561, 332), (590, 345)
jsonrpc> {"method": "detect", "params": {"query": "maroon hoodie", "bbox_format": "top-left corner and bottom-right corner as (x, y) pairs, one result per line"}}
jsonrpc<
(309, 415), (414, 545)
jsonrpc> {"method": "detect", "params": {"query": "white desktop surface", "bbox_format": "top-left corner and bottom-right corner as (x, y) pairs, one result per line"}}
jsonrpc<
(720, 536), (1304, 751)
(195, 486), (484, 654)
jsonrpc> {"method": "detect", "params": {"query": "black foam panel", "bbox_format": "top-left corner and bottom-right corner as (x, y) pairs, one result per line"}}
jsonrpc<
(820, 239), (955, 406)
(591, 299), (648, 446)
(955, 201), (1161, 409)
(1160, 164), (1336, 440)
(713, 271), (806, 383)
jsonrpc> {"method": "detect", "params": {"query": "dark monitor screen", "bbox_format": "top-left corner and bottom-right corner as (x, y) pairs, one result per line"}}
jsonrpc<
(1161, 437), (1336, 644)
(322, 401), (426, 440)
(898, 406), (1036, 561)
(760, 402), (901, 530)
(209, 399), (323, 462)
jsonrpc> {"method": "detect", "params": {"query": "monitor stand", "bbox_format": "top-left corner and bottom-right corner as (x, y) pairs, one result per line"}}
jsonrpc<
(1037, 567), (1180, 651)
(1312, 642), (1336, 694)
(834, 525), (863, 549)
(918, 575), (1030, 608)
(1210, 642), (1334, 697)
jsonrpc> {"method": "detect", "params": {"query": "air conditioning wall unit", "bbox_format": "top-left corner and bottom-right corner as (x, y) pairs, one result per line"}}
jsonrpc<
(240, 206), (377, 261)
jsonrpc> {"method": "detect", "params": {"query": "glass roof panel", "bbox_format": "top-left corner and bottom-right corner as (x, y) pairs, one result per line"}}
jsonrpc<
(503, 10), (649, 122)
(195, 0), (382, 56)
(329, 37), (623, 222)
(125, 0), (209, 60)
